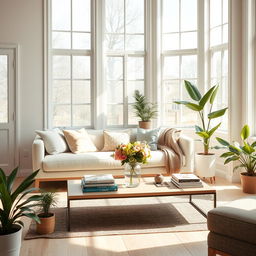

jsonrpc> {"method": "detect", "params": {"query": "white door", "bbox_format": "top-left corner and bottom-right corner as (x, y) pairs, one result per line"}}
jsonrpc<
(0, 49), (16, 174)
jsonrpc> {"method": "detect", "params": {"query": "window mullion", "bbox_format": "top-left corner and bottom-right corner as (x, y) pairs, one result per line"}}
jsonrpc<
(124, 54), (128, 127)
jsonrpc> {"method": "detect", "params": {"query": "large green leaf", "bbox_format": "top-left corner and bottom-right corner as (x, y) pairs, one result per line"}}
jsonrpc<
(174, 101), (203, 111)
(208, 123), (221, 137)
(251, 141), (256, 148)
(208, 107), (228, 119)
(220, 152), (235, 158)
(11, 170), (40, 201)
(196, 131), (210, 139)
(224, 156), (240, 165)
(21, 212), (41, 224)
(241, 124), (250, 140)
(7, 167), (18, 193)
(12, 187), (41, 211)
(210, 85), (219, 104)
(199, 86), (216, 108)
(0, 173), (12, 215)
(216, 137), (230, 146)
(184, 80), (201, 101)
(229, 145), (241, 154)
(14, 195), (43, 214)
(0, 168), (7, 186)
(241, 142), (254, 154)
(195, 125), (203, 132)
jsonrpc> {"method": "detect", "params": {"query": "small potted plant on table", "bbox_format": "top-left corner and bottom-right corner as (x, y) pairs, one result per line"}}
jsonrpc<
(0, 167), (42, 256)
(174, 80), (228, 180)
(216, 124), (256, 193)
(36, 191), (57, 234)
(132, 90), (158, 129)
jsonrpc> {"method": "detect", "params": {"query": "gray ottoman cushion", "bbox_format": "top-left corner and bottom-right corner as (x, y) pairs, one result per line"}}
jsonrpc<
(207, 196), (256, 245)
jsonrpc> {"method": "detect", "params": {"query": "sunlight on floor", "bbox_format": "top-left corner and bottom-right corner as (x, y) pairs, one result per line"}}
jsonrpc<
(214, 184), (241, 190)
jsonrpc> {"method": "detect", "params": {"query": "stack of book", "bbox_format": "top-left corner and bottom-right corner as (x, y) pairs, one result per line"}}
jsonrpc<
(81, 174), (118, 193)
(171, 173), (203, 188)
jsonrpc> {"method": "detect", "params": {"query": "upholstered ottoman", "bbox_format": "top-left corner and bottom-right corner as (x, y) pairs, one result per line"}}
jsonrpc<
(207, 196), (256, 256)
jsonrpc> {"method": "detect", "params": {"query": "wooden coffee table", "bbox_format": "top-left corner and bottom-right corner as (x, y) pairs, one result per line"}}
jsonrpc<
(67, 177), (216, 231)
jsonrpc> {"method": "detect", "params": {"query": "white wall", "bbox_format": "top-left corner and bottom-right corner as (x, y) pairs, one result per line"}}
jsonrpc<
(0, 0), (44, 173)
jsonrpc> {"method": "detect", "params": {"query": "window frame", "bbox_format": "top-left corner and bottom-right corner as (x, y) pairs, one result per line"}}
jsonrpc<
(104, 0), (147, 128)
(208, 0), (229, 132)
(44, 0), (230, 131)
(160, 0), (199, 128)
(46, 0), (94, 129)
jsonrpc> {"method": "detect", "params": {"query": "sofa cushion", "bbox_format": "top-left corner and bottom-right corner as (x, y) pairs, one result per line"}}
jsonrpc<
(36, 129), (68, 155)
(137, 127), (160, 151)
(207, 196), (256, 245)
(101, 130), (130, 151)
(63, 128), (98, 153)
(42, 150), (166, 172)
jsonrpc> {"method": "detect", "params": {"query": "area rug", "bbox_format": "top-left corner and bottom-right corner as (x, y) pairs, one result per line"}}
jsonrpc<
(25, 196), (208, 239)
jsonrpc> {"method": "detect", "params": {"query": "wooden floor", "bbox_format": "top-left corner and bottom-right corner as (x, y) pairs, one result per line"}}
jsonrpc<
(18, 177), (245, 256)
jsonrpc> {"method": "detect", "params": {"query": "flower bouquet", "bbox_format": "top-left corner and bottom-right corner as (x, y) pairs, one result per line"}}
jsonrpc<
(113, 141), (151, 187)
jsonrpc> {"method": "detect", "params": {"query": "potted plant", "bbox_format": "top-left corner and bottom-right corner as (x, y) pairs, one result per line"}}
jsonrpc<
(132, 90), (158, 129)
(0, 167), (42, 256)
(174, 80), (228, 179)
(216, 125), (256, 193)
(36, 191), (57, 234)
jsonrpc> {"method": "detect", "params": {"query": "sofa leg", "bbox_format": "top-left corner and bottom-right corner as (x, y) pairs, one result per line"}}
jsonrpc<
(34, 179), (40, 189)
(208, 247), (232, 256)
(208, 247), (216, 256)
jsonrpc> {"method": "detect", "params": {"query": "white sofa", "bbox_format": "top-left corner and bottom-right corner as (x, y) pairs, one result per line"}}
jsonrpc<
(32, 129), (194, 186)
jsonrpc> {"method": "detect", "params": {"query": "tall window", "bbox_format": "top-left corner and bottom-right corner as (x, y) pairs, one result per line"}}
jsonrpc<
(50, 0), (92, 127)
(105, 0), (145, 127)
(161, 0), (198, 127)
(209, 0), (229, 130)
(47, 0), (230, 130)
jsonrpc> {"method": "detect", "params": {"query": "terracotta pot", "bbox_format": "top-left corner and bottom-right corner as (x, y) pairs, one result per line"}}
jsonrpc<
(36, 213), (55, 234)
(240, 173), (256, 194)
(195, 153), (216, 178)
(139, 121), (151, 129)
(0, 224), (22, 256)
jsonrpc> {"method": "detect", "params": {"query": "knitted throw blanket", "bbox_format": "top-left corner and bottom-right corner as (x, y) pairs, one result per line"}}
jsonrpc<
(157, 128), (184, 174)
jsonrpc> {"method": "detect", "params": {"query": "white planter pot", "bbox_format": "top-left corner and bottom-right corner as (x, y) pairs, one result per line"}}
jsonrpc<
(195, 153), (216, 178)
(0, 225), (22, 256)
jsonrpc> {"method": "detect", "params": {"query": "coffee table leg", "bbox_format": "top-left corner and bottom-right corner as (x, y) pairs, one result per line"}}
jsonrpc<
(214, 192), (217, 208)
(189, 193), (217, 218)
(67, 199), (70, 231)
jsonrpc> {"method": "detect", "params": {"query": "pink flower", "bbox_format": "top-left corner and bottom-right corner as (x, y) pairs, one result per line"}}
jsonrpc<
(114, 149), (127, 161)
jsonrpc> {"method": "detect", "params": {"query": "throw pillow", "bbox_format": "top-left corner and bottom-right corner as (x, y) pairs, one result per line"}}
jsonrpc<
(36, 129), (69, 155)
(136, 127), (160, 151)
(101, 130), (130, 151)
(63, 128), (98, 154)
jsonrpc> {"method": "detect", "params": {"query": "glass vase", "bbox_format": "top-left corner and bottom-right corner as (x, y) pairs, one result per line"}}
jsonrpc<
(124, 162), (141, 188)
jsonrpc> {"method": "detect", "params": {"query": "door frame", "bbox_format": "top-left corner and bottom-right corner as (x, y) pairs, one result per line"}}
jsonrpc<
(0, 44), (20, 172)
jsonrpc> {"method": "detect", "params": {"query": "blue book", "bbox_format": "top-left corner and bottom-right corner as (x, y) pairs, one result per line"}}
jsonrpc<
(82, 184), (118, 193)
